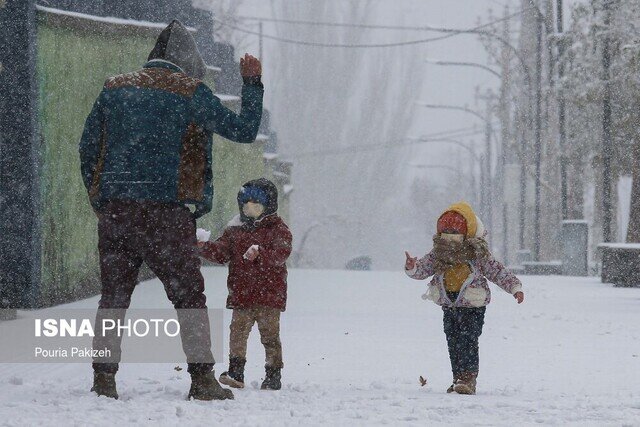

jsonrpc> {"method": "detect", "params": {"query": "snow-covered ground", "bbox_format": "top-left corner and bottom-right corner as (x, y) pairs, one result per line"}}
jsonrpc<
(0, 268), (639, 426)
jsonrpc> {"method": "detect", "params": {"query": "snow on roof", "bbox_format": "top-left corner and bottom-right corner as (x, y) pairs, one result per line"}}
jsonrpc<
(215, 94), (240, 102)
(263, 153), (279, 160)
(36, 5), (197, 32)
(206, 65), (222, 73)
(597, 242), (640, 250)
(522, 260), (563, 266)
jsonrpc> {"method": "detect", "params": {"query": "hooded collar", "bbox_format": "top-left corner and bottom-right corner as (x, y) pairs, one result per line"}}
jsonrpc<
(143, 59), (184, 74)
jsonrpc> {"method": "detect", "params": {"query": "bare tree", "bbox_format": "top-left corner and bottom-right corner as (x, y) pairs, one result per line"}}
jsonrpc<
(192, 0), (250, 51)
(268, 0), (426, 269)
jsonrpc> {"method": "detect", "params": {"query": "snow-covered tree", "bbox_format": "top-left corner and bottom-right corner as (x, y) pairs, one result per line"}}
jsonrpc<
(561, 0), (640, 242)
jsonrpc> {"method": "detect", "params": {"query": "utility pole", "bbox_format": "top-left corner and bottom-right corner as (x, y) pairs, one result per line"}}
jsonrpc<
(533, 2), (543, 260)
(476, 91), (494, 244)
(499, 5), (512, 264)
(503, 205), (508, 264)
(519, 113), (527, 250)
(471, 144), (478, 208)
(485, 104), (493, 241)
(259, 21), (264, 62)
(602, 0), (613, 242)
(480, 153), (486, 222)
(557, 0), (568, 219)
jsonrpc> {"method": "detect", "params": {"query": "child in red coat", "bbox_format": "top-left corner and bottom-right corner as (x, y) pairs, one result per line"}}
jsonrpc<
(198, 178), (292, 390)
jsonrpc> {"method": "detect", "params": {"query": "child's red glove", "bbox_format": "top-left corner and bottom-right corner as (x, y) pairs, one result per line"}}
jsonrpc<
(514, 291), (524, 304)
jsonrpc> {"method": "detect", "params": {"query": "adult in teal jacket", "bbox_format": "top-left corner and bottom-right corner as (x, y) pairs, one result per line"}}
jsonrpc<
(79, 20), (263, 402)
(80, 21), (263, 219)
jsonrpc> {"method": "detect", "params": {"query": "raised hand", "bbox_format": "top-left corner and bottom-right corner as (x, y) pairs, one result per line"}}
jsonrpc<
(405, 251), (418, 271)
(240, 53), (262, 77)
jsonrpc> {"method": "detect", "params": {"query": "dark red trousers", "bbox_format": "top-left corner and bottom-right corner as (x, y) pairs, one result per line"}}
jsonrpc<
(92, 200), (214, 375)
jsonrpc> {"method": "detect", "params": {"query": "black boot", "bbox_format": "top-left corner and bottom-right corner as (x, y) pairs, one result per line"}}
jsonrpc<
(188, 370), (234, 401)
(91, 372), (118, 399)
(260, 366), (282, 390)
(219, 357), (246, 389)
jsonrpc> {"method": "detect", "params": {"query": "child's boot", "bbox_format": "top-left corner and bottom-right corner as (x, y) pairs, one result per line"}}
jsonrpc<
(453, 371), (477, 395)
(260, 366), (282, 390)
(188, 370), (234, 400)
(219, 357), (246, 389)
(446, 373), (460, 393)
(91, 372), (118, 399)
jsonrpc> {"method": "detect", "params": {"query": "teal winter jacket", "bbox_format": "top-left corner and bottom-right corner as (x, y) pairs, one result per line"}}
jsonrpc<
(79, 59), (263, 218)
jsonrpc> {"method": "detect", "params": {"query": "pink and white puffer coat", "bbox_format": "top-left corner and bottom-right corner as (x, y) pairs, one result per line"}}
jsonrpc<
(405, 251), (523, 308)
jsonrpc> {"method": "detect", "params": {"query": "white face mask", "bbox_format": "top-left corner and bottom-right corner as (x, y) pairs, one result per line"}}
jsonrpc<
(441, 233), (465, 243)
(243, 201), (265, 219)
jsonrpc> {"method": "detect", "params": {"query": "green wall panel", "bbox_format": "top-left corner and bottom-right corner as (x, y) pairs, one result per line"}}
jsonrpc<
(36, 23), (272, 305)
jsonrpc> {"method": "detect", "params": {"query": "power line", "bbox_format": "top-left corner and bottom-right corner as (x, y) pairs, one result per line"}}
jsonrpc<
(289, 124), (499, 159)
(213, 8), (532, 49)
(214, 18), (456, 48)
(425, 59), (502, 79)
(234, 8), (530, 33)
(413, 124), (484, 140)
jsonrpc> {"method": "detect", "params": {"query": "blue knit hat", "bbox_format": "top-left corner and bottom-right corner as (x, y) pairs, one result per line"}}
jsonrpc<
(238, 185), (269, 206)
(237, 178), (279, 224)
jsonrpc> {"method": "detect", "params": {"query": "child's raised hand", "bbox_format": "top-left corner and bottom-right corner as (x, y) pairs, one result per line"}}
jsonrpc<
(514, 291), (524, 304)
(405, 251), (418, 271)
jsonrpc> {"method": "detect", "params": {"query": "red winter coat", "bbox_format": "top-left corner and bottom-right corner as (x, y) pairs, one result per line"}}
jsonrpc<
(200, 214), (292, 311)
